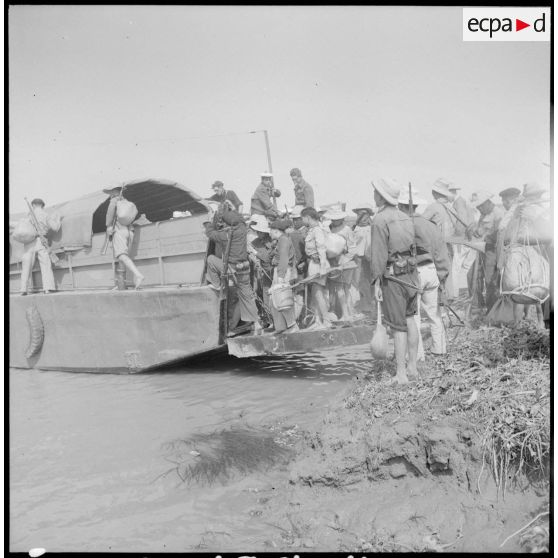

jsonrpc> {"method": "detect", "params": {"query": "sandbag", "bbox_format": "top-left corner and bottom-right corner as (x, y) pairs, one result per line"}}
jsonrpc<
(11, 218), (37, 244)
(116, 199), (138, 226)
(501, 245), (549, 304)
(325, 232), (346, 258)
(487, 297), (516, 326)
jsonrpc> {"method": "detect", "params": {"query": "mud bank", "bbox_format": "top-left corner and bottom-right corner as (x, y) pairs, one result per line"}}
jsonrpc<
(235, 323), (550, 553)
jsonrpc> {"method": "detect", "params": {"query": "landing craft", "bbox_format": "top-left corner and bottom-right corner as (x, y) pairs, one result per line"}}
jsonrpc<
(9, 178), (374, 373)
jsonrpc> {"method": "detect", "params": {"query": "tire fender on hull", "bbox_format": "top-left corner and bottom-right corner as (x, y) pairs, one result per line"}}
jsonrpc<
(25, 306), (44, 359)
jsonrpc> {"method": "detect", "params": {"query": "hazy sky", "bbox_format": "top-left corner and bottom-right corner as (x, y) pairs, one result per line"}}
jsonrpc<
(9, 5), (551, 213)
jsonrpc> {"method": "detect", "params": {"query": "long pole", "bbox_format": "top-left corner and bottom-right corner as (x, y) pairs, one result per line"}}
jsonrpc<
(250, 129), (276, 209)
(263, 129), (273, 173)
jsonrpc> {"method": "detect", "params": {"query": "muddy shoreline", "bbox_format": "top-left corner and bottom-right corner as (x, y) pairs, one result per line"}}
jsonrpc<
(178, 323), (550, 553)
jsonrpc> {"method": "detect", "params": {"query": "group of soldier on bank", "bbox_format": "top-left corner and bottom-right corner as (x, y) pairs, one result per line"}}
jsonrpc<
(201, 171), (551, 384)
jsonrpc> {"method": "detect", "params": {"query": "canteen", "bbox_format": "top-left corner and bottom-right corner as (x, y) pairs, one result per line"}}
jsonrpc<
(370, 301), (388, 359)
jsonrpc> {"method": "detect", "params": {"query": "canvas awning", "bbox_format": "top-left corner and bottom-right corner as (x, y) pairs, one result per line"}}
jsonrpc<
(9, 178), (211, 263)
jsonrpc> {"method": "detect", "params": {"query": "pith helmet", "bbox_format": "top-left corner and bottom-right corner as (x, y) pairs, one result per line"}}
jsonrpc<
(371, 178), (400, 206)
(431, 178), (452, 198)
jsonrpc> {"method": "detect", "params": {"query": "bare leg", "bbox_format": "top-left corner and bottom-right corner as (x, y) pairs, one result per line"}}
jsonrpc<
(392, 330), (409, 384)
(309, 284), (331, 328)
(119, 254), (144, 288)
(406, 316), (419, 378)
(336, 285), (351, 320)
(513, 303), (524, 323)
(535, 304), (544, 327)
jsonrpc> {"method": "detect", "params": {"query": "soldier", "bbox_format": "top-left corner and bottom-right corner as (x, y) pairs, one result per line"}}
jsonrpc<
(370, 178), (420, 385)
(204, 209), (264, 334)
(288, 205), (308, 280)
(19, 198), (60, 295)
(351, 202), (375, 314)
(466, 193), (504, 314)
(398, 190), (450, 358)
(104, 186), (144, 290)
(422, 178), (458, 300)
(326, 208), (358, 321)
(290, 168), (315, 208)
(250, 172), (281, 218)
(301, 207), (332, 330)
(208, 180), (243, 213)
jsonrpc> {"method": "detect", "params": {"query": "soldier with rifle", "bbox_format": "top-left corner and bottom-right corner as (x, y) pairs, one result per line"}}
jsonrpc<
(103, 185), (144, 290)
(20, 198), (61, 295)
(397, 188), (450, 358)
(370, 178), (420, 385)
(203, 209), (263, 335)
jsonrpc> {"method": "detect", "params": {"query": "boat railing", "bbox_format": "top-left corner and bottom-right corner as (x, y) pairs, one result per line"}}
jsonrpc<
(9, 213), (209, 292)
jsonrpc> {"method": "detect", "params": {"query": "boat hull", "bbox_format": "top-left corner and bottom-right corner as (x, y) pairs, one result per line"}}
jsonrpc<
(227, 324), (375, 358)
(9, 286), (223, 373)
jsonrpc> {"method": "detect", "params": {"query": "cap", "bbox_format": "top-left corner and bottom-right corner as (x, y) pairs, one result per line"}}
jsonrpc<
(474, 193), (494, 208)
(261, 172), (273, 178)
(211, 180), (224, 189)
(289, 168), (302, 177)
(498, 187), (521, 199)
(352, 202), (374, 214)
(269, 219), (292, 231)
(30, 198), (45, 207)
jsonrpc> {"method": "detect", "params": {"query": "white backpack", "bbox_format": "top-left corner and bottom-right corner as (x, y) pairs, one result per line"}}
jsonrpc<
(116, 199), (138, 226)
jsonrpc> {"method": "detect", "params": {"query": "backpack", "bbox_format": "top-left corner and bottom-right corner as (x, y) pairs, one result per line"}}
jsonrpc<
(116, 199), (138, 226)
(12, 218), (38, 244)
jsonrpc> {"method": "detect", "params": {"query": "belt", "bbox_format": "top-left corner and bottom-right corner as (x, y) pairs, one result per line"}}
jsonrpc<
(417, 259), (434, 267)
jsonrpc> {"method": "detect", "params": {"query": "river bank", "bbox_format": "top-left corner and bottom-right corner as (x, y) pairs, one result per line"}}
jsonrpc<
(203, 321), (551, 553)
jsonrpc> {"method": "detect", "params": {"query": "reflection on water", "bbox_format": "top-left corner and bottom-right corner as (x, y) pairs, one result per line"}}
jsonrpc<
(10, 344), (372, 552)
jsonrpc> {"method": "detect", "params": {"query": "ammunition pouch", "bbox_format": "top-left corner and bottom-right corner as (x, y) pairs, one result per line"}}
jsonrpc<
(390, 254), (417, 276)
(234, 261), (250, 271)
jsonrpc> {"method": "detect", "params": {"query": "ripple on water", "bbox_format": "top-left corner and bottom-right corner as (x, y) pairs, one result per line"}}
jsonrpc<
(9, 342), (374, 552)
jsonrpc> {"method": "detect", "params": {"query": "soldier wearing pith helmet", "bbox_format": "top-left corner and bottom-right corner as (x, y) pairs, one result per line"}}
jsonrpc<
(370, 178), (420, 385)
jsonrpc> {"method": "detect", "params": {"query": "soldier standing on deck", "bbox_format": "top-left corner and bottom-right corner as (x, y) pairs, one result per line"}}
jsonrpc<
(290, 168), (315, 208)
(370, 178), (420, 385)
(250, 172), (281, 218)
(204, 209), (264, 334)
(19, 198), (60, 295)
(104, 186), (145, 290)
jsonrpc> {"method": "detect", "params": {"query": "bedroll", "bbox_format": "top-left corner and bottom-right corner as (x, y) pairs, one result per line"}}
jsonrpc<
(501, 245), (549, 305)
(116, 199), (139, 226)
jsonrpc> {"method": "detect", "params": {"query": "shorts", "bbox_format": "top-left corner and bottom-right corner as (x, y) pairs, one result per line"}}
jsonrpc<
(381, 271), (419, 332)
(307, 259), (328, 286)
(112, 226), (132, 259)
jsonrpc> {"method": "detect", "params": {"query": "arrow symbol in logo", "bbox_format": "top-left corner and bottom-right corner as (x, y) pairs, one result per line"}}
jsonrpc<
(516, 19), (530, 31)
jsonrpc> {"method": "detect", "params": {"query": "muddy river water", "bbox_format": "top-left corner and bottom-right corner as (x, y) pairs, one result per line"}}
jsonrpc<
(10, 346), (372, 552)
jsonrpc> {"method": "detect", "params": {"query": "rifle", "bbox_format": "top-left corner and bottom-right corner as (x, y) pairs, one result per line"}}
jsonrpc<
(101, 185), (126, 255)
(408, 182), (417, 261)
(24, 197), (59, 266)
(219, 226), (234, 342)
